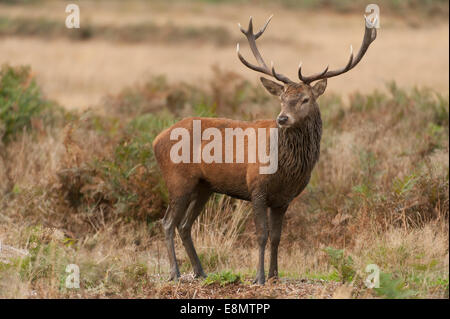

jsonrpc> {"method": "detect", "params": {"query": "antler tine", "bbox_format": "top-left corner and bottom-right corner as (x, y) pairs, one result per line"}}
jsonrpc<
(349, 19), (376, 67)
(271, 61), (292, 84)
(298, 64), (329, 83)
(345, 45), (354, 69)
(246, 16), (254, 35)
(255, 14), (273, 39)
(237, 43), (272, 77)
(236, 15), (293, 84)
(298, 17), (377, 84)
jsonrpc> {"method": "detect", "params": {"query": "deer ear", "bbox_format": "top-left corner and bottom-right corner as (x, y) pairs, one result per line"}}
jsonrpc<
(312, 79), (327, 98)
(260, 77), (284, 96)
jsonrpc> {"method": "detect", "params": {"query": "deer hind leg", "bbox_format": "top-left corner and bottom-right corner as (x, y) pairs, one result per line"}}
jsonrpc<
(268, 205), (288, 280)
(177, 183), (212, 278)
(162, 193), (191, 281)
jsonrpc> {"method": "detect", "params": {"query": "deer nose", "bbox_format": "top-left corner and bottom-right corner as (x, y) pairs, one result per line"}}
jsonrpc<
(277, 115), (289, 125)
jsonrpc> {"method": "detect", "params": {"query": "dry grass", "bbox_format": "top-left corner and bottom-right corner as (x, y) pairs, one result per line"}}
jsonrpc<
(0, 63), (448, 298)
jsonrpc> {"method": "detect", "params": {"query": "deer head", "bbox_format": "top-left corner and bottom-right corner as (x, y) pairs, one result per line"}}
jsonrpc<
(237, 15), (377, 128)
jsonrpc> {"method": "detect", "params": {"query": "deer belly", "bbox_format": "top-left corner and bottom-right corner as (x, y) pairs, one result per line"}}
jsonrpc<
(200, 163), (251, 201)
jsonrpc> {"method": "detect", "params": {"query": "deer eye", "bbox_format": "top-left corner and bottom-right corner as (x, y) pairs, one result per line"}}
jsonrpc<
(301, 97), (310, 104)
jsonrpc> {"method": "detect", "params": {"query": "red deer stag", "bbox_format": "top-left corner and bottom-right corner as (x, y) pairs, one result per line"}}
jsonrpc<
(153, 15), (376, 284)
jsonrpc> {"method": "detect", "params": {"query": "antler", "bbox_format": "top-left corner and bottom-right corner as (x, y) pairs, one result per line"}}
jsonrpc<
(298, 15), (377, 84)
(237, 15), (293, 84)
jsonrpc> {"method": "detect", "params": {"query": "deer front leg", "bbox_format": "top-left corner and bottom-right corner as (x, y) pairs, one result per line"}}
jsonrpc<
(268, 205), (288, 280)
(251, 195), (269, 285)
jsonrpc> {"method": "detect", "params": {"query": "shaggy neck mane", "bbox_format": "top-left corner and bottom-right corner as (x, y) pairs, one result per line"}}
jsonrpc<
(278, 107), (322, 180)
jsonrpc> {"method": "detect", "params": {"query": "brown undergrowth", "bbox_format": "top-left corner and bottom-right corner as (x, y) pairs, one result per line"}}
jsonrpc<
(0, 65), (448, 298)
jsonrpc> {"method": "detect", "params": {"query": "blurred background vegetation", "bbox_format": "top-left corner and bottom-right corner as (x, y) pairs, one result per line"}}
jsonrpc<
(0, 0), (448, 299)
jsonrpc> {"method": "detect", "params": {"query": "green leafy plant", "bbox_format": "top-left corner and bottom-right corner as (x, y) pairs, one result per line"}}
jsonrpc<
(203, 271), (241, 286)
(87, 112), (176, 220)
(392, 173), (417, 197)
(323, 247), (356, 283)
(0, 64), (61, 144)
(193, 102), (217, 117)
(374, 272), (417, 299)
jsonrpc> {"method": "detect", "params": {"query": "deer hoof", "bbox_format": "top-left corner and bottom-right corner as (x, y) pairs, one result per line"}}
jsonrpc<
(194, 271), (207, 279)
(168, 271), (181, 281)
(252, 276), (265, 285)
(267, 275), (279, 284)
